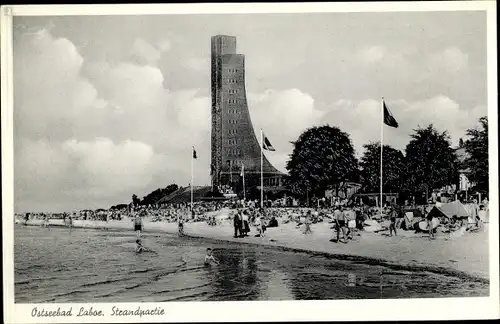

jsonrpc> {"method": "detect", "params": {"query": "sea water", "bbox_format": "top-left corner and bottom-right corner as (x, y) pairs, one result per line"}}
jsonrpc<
(14, 226), (488, 302)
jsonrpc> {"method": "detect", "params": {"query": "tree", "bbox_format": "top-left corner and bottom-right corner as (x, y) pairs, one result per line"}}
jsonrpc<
(110, 203), (129, 210)
(140, 184), (179, 205)
(132, 194), (140, 206)
(405, 125), (457, 197)
(360, 142), (406, 193)
(463, 116), (488, 192)
(285, 125), (359, 199)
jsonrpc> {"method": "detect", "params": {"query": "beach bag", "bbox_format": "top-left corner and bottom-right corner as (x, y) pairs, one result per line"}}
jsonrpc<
(347, 220), (356, 228)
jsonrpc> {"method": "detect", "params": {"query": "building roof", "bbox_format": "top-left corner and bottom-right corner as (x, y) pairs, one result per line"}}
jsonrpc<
(156, 186), (212, 204)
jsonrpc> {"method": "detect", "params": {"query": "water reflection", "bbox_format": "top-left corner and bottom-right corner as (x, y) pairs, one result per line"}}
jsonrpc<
(210, 248), (259, 300)
(259, 269), (294, 300)
(15, 226), (488, 302)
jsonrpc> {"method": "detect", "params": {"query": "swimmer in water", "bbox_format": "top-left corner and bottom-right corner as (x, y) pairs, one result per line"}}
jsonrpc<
(135, 239), (156, 254)
(204, 248), (219, 266)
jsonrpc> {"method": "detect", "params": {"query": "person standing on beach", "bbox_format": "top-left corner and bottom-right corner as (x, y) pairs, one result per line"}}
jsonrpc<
(334, 207), (347, 243)
(389, 208), (397, 237)
(43, 214), (50, 229)
(355, 208), (364, 231)
(426, 211), (434, 239)
(304, 210), (313, 235)
(178, 213), (185, 236)
(134, 213), (143, 240)
(478, 205), (487, 224)
(233, 211), (242, 238)
(241, 210), (250, 237)
(68, 213), (74, 231)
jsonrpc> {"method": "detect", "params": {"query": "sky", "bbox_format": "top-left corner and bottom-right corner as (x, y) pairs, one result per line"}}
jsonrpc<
(12, 11), (488, 212)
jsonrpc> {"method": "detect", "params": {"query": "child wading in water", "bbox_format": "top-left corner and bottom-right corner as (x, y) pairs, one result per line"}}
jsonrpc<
(178, 214), (185, 236)
(135, 239), (156, 254)
(134, 212), (143, 240)
(204, 248), (220, 266)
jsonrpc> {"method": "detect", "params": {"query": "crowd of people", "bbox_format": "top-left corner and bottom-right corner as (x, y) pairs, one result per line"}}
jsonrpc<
(16, 193), (489, 246)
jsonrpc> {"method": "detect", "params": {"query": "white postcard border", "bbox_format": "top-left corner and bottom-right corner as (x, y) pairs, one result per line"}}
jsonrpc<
(2, 2), (499, 323)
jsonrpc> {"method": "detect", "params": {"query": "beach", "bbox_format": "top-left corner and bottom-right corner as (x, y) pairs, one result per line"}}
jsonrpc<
(20, 218), (489, 281)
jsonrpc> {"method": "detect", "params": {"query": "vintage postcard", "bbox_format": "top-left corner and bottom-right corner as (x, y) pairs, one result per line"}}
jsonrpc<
(1, 1), (499, 323)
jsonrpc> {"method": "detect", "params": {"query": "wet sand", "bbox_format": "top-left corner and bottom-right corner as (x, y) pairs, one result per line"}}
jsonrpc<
(20, 218), (489, 280)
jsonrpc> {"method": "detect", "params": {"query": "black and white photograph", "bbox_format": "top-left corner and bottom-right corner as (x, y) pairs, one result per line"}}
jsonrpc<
(1, 1), (499, 323)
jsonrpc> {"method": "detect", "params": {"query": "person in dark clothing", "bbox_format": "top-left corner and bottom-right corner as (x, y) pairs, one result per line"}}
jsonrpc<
(233, 212), (242, 238)
(267, 216), (278, 228)
(355, 209), (364, 231)
(389, 208), (397, 236)
(426, 211), (434, 239)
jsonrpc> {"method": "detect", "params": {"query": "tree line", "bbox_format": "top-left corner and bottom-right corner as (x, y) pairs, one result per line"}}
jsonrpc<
(285, 116), (488, 202)
(120, 116), (487, 208)
(111, 184), (179, 209)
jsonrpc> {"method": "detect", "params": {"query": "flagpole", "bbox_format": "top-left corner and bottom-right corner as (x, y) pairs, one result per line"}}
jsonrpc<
(191, 146), (194, 211)
(242, 163), (246, 201)
(260, 129), (264, 209)
(230, 160), (233, 185)
(380, 98), (384, 218)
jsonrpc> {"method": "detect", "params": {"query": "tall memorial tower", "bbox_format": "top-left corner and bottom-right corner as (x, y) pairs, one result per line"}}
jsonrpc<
(211, 35), (283, 192)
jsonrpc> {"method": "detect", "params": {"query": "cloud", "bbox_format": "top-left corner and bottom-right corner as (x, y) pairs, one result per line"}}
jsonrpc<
(62, 138), (156, 197)
(14, 28), (212, 212)
(182, 57), (210, 72)
(157, 39), (172, 52)
(14, 28), (104, 141)
(130, 38), (161, 66)
(355, 45), (468, 85)
(247, 89), (325, 172)
(358, 46), (386, 64)
(15, 138), (159, 212)
(323, 96), (486, 156)
(428, 47), (469, 74)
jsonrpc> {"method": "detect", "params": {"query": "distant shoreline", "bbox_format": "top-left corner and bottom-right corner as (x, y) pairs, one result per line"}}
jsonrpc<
(16, 219), (489, 282)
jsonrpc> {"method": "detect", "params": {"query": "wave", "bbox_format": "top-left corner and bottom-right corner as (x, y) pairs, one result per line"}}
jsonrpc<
(15, 273), (95, 285)
(128, 267), (163, 275)
(52, 289), (90, 298)
(15, 264), (44, 272)
(80, 276), (131, 288)
(152, 282), (211, 295)
(175, 265), (206, 274)
(125, 283), (144, 290)
(157, 291), (210, 302)
(93, 288), (128, 298)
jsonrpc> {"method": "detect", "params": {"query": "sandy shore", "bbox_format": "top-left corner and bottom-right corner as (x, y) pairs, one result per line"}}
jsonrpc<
(20, 218), (489, 280)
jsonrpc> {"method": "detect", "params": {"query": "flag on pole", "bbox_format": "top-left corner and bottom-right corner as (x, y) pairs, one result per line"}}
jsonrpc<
(240, 163), (244, 177)
(383, 101), (399, 128)
(262, 132), (276, 151)
(192, 147), (197, 159)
